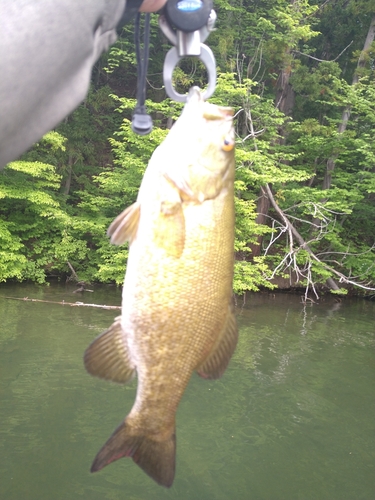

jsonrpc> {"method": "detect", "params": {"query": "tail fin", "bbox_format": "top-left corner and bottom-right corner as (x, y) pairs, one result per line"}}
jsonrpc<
(90, 420), (176, 488)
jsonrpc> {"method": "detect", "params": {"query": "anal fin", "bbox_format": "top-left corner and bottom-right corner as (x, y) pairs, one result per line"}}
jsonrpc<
(197, 303), (238, 380)
(84, 317), (135, 384)
(107, 202), (140, 245)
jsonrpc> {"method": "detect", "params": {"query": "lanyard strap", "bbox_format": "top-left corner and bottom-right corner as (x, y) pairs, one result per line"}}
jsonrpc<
(116, 0), (144, 34)
(132, 13), (153, 135)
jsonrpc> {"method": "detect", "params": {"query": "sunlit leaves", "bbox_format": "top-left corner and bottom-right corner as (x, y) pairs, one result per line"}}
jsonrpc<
(0, 0), (373, 294)
(234, 258), (275, 293)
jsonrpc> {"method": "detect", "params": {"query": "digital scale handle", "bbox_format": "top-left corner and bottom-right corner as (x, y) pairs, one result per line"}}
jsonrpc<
(164, 0), (213, 33)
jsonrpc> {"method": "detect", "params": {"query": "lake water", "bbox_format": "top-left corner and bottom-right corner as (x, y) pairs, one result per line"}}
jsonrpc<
(0, 283), (374, 500)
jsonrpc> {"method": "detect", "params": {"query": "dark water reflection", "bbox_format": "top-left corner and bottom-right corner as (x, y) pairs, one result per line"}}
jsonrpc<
(0, 283), (374, 500)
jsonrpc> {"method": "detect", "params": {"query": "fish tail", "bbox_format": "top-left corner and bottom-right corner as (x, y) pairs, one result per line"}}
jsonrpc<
(90, 420), (176, 488)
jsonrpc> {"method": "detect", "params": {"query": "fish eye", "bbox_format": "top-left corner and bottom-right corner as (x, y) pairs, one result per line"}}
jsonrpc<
(222, 136), (234, 152)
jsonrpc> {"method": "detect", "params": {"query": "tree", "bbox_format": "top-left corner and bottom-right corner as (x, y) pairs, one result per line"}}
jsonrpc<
(1, 2), (374, 295)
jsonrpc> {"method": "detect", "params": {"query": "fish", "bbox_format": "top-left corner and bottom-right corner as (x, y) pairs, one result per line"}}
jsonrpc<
(84, 87), (238, 488)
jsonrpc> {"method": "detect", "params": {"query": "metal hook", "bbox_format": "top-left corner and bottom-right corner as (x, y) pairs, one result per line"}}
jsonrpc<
(159, 11), (217, 102)
(163, 44), (216, 102)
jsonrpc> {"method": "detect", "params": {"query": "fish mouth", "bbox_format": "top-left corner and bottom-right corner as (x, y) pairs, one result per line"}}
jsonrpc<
(187, 86), (203, 102)
(186, 86), (234, 120)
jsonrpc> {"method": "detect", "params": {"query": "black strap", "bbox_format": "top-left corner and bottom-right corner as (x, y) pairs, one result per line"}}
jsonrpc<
(116, 0), (144, 34)
(131, 13), (153, 135)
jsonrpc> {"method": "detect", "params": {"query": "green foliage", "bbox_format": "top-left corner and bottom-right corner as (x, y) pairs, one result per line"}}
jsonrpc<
(234, 258), (276, 294)
(0, 1), (373, 296)
(0, 161), (67, 282)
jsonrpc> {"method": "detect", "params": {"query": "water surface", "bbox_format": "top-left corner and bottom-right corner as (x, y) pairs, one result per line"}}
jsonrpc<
(0, 284), (374, 499)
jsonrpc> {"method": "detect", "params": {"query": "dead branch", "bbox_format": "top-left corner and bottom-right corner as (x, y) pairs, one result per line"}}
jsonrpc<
(262, 183), (375, 297)
(239, 90), (375, 297)
(5, 297), (121, 310)
(67, 261), (80, 282)
(294, 40), (353, 63)
(72, 286), (94, 293)
(300, 296), (316, 304)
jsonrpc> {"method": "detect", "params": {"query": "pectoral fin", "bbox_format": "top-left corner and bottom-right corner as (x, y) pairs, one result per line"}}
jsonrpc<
(107, 202), (140, 245)
(197, 303), (238, 380)
(154, 201), (185, 258)
(84, 317), (135, 384)
(164, 169), (223, 203)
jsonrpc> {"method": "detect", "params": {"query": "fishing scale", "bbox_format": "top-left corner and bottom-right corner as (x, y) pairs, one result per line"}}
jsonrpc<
(159, 0), (217, 103)
(120, 0), (217, 135)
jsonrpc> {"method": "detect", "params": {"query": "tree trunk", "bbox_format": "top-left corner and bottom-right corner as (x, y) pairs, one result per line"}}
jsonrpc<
(323, 15), (375, 191)
(251, 51), (295, 256)
(63, 153), (73, 196)
(310, 15), (375, 288)
(275, 47), (295, 117)
(249, 189), (270, 256)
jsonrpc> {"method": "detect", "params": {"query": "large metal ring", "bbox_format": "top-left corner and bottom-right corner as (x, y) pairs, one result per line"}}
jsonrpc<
(163, 44), (217, 102)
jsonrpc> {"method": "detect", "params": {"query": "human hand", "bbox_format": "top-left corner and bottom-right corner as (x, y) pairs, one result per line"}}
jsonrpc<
(140, 0), (168, 12)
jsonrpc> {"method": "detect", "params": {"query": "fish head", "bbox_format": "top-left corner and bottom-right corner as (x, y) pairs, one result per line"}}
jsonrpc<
(162, 87), (235, 202)
(183, 87), (234, 172)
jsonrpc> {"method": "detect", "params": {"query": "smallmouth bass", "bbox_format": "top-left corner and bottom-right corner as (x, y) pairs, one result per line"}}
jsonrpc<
(84, 87), (238, 487)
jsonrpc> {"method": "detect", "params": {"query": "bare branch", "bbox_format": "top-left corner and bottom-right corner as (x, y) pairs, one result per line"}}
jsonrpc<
(294, 40), (353, 63)
(260, 182), (375, 295)
(5, 297), (121, 309)
(251, 43), (264, 81)
(67, 261), (79, 282)
(242, 129), (265, 141)
(316, 244), (375, 258)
